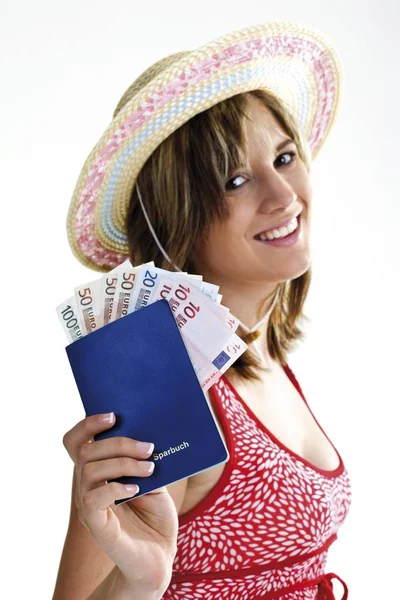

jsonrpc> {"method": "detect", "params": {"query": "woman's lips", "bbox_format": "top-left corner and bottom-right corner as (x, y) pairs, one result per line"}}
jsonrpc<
(254, 214), (302, 247)
(254, 212), (301, 238)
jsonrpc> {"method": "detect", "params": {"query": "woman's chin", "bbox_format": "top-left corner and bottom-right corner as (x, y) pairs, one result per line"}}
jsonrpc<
(255, 252), (311, 283)
(254, 233), (311, 269)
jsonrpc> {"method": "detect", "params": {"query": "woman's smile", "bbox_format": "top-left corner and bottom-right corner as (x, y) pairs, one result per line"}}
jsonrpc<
(191, 95), (312, 287)
(254, 213), (302, 247)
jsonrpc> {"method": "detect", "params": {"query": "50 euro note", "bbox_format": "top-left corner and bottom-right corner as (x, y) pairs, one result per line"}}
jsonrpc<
(102, 272), (118, 326)
(101, 260), (129, 326)
(109, 260), (154, 322)
(74, 278), (104, 335)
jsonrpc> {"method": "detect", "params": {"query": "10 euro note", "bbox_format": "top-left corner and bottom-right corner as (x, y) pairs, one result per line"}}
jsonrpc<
(153, 276), (239, 332)
(182, 335), (247, 391)
(146, 277), (246, 390)
(166, 281), (234, 358)
(156, 280), (248, 389)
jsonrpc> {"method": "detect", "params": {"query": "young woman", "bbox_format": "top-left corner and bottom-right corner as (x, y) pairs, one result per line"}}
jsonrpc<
(54, 23), (352, 600)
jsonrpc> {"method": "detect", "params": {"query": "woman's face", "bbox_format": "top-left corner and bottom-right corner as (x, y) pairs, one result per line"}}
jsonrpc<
(191, 96), (313, 287)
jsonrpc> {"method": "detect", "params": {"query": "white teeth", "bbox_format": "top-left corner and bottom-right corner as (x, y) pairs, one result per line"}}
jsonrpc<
(258, 217), (298, 241)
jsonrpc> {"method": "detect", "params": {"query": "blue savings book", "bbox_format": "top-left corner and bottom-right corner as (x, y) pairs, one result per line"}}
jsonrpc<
(65, 299), (229, 504)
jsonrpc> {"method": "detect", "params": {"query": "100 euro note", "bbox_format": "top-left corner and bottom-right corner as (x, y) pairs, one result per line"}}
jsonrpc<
(56, 296), (84, 343)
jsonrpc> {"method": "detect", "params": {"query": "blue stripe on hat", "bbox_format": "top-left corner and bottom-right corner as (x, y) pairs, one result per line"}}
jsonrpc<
(101, 63), (309, 244)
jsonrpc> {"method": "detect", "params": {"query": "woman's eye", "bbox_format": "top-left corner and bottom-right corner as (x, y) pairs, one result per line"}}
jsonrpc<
(225, 151), (297, 191)
(225, 174), (247, 191)
(276, 151), (297, 167)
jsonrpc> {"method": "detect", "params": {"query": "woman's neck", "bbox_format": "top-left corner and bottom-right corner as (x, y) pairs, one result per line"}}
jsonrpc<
(209, 278), (280, 368)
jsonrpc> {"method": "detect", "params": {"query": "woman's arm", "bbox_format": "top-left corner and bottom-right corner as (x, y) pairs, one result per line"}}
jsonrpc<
(86, 565), (163, 600)
(52, 467), (188, 600)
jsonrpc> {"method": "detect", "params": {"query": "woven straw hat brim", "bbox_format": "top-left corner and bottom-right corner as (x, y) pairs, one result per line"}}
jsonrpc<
(67, 21), (344, 272)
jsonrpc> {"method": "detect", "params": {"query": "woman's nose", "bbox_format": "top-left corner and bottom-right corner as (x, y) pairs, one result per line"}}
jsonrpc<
(256, 170), (298, 215)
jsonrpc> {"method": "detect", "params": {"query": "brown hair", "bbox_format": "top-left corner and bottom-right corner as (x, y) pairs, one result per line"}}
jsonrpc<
(124, 89), (312, 382)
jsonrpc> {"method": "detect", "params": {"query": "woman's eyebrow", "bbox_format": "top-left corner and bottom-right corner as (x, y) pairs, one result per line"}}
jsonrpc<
(275, 137), (295, 151)
(232, 137), (296, 172)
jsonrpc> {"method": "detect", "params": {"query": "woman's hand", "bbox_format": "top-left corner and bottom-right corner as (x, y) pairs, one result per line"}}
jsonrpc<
(62, 412), (179, 596)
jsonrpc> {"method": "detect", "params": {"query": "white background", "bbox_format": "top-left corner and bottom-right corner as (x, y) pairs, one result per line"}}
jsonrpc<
(1, 0), (399, 598)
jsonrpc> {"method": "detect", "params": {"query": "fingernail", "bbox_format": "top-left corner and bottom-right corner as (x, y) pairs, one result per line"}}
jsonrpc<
(136, 441), (154, 455)
(138, 461), (155, 473)
(125, 484), (139, 494)
(99, 412), (114, 423)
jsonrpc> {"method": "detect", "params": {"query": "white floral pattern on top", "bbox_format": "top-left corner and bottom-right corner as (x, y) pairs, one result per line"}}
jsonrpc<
(162, 365), (352, 599)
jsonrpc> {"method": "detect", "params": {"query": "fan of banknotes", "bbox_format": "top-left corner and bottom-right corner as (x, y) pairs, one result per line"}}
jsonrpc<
(56, 260), (248, 391)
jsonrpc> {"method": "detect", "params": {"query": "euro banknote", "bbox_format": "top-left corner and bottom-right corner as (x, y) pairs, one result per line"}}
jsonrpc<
(56, 259), (247, 390)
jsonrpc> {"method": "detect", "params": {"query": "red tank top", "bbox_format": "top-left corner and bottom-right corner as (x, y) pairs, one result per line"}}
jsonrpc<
(162, 363), (352, 600)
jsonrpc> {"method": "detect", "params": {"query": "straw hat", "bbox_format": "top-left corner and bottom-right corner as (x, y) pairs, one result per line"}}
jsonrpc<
(66, 21), (344, 272)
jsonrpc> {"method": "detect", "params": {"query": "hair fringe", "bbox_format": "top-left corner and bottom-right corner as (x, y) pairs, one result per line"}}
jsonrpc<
(123, 89), (313, 382)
